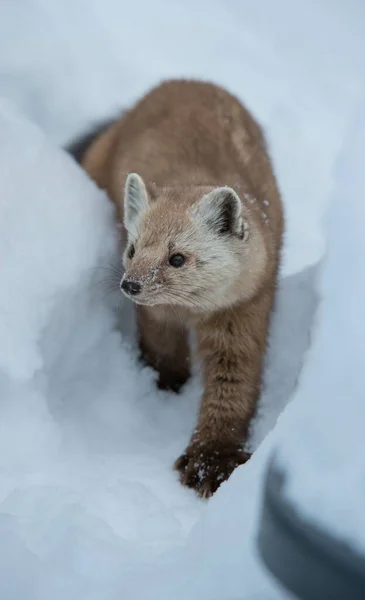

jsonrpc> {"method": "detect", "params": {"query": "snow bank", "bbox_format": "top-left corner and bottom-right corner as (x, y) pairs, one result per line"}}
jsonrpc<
(0, 101), (204, 600)
(0, 97), (116, 483)
(0, 101), (115, 380)
(276, 108), (365, 553)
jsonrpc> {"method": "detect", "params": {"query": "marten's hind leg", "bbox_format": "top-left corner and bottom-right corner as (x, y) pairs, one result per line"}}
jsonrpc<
(137, 305), (190, 393)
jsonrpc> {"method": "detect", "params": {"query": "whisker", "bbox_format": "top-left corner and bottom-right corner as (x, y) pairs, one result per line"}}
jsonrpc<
(88, 278), (121, 295)
(160, 291), (208, 327)
(169, 283), (222, 312)
(165, 288), (214, 316)
(91, 277), (120, 286)
(166, 302), (185, 331)
(93, 266), (124, 281)
(98, 286), (121, 302)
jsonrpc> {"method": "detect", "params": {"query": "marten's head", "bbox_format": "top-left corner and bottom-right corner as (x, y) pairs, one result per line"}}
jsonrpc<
(120, 173), (266, 312)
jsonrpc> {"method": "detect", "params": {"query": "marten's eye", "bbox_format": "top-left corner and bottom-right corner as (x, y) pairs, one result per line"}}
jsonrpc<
(169, 253), (185, 268)
(128, 244), (135, 259)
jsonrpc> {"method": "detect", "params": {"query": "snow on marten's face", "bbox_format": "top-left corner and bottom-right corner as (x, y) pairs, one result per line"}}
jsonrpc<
(120, 173), (261, 311)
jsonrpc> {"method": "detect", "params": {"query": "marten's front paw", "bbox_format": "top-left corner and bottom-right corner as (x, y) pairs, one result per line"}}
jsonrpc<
(138, 349), (189, 393)
(174, 442), (251, 498)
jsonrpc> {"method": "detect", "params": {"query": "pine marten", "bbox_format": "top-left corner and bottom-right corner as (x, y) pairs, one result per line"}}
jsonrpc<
(69, 79), (284, 497)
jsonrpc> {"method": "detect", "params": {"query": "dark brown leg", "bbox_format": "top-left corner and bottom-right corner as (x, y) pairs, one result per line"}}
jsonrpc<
(175, 291), (273, 497)
(137, 305), (190, 393)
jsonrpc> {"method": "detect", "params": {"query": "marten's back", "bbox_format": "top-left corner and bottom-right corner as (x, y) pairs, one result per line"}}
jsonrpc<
(68, 79), (283, 264)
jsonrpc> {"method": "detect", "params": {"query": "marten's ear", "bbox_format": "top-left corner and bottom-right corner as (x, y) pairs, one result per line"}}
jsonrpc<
(124, 173), (149, 237)
(192, 187), (246, 239)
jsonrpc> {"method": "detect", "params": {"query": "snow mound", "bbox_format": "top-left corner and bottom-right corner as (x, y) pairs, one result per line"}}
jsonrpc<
(277, 107), (365, 554)
(0, 101), (203, 600)
(0, 101), (113, 380)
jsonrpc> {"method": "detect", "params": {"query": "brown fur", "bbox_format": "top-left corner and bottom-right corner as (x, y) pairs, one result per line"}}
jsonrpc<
(80, 79), (284, 497)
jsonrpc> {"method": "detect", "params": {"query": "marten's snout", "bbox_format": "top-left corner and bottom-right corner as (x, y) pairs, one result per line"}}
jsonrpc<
(121, 279), (141, 296)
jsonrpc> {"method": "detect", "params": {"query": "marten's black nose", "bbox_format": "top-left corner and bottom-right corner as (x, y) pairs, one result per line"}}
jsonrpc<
(121, 279), (141, 295)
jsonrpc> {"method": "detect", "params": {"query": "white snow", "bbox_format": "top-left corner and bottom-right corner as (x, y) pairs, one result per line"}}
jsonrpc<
(0, 1), (364, 598)
(276, 107), (365, 554)
(0, 101), (203, 599)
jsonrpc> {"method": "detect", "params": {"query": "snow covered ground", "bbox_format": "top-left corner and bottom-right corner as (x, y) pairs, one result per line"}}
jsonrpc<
(277, 108), (365, 555)
(0, 1), (364, 598)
